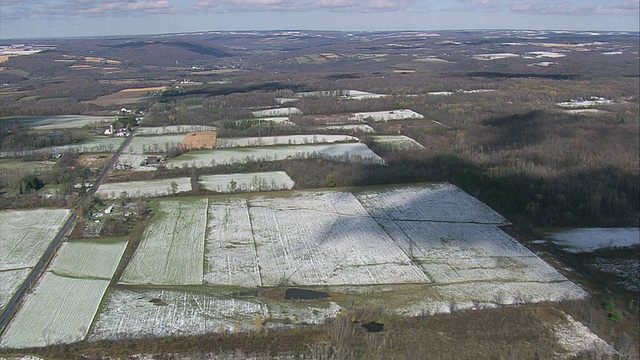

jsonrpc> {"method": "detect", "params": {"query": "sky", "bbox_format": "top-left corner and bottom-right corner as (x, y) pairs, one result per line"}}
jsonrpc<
(0, 0), (638, 40)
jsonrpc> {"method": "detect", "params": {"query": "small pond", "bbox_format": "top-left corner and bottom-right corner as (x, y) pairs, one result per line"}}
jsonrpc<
(545, 228), (639, 253)
(284, 288), (329, 300)
(362, 322), (384, 333)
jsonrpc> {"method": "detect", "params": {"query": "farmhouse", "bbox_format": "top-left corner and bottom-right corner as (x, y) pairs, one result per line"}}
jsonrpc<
(179, 131), (217, 151)
(142, 156), (162, 166)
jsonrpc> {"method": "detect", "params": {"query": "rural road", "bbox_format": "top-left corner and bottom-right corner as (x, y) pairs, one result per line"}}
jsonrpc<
(0, 130), (136, 336)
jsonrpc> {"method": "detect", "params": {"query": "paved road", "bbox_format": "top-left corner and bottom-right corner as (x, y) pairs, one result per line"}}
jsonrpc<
(0, 130), (136, 336)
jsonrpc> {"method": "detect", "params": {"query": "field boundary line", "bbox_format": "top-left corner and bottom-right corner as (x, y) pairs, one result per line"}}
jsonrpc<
(246, 201), (263, 287)
(201, 198), (209, 284)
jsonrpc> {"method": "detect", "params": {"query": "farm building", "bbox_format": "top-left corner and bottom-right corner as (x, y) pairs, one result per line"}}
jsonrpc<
(179, 131), (217, 151)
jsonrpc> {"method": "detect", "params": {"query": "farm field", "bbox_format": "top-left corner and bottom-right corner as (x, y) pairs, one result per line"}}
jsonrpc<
(353, 183), (508, 224)
(136, 125), (216, 135)
(251, 116), (294, 124)
(0, 239), (127, 348)
(96, 177), (192, 199)
(1, 115), (112, 130)
(87, 286), (341, 341)
(0, 159), (55, 173)
(124, 134), (185, 154)
(317, 124), (375, 133)
(163, 143), (384, 169)
(216, 134), (357, 148)
(248, 191), (429, 286)
(77, 184), (588, 344)
(0, 137), (125, 158)
(205, 198), (260, 286)
(0, 209), (71, 271)
(119, 199), (208, 285)
(87, 86), (166, 106)
(349, 109), (424, 122)
(369, 135), (426, 151)
(199, 172), (294, 193)
(0, 269), (30, 312)
(49, 239), (129, 279)
(251, 107), (301, 117)
(295, 89), (387, 100)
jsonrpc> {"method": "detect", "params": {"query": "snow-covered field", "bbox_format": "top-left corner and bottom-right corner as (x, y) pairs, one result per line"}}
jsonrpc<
(0, 269), (30, 312)
(136, 125), (216, 135)
(96, 177), (192, 199)
(523, 51), (565, 58)
(428, 90), (496, 96)
(557, 98), (621, 108)
(50, 240), (128, 279)
(0, 138), (125, 158)
(199, 184), (581, 301)
(0, 208), (71, 311)
(369, 135), (425, 151)
(46, 183), (588, 343)
(252, 107), (301, 117)
(547, 228), (639, 253)
(0, 274), (111, 348)
(551, 313), (615, 358)
(88, 287), (341, 340)
(472, 53), (520, 60)
(89, 287), (268, 339)
(0, 209), (71, 270)
(199, 172), (294, 193)
(234, 117), (294, 125)
(529, 61), (558, 67)
(248, 191), (429, 286)
(0, 240), (127, 349)
(216, 134), (357, 148)
(350, 109), (424, 122)
(124, 134), (186, 154)
(317, 124), (375, 133)
(563, 109), (607, 115)
(119, 199), (208, 285)
(354, 183), (507, 224)
(205, 198), (261, 286)
(164, 143), (384, 169)
(295, 90), (386, 100)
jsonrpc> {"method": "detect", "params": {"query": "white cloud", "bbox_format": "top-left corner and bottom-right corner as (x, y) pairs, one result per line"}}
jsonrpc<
(194, 0), (416, 12)
(6, 0), (175, 19)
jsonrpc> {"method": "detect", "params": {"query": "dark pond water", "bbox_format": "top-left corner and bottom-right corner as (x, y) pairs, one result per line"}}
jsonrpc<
(284, 288), (329, 300)
(233, 289), (260, 297)
(362, 322), (384, 332)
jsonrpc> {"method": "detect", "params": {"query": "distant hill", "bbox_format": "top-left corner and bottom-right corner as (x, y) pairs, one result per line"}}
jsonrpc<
(100, 40), (233, 66)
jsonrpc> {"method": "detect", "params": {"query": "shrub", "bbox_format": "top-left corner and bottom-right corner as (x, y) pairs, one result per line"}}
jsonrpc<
(609, 310), (623, 324)
(603, 299), (615, 312)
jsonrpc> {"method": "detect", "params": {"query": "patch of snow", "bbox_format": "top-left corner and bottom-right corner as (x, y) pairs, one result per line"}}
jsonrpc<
(523, 51), (565, 59)
(317, 124), (375, 133)
(252, 107), (302, 117)
(472, 53), (520, 60)
(552, 313), (615, 358)
(563, 109), (607, 115)
(557, 98), (620, 108)
(529, 61), (557, 67)
(350, 109), (424, 122)
(369, 135), (425, 151)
